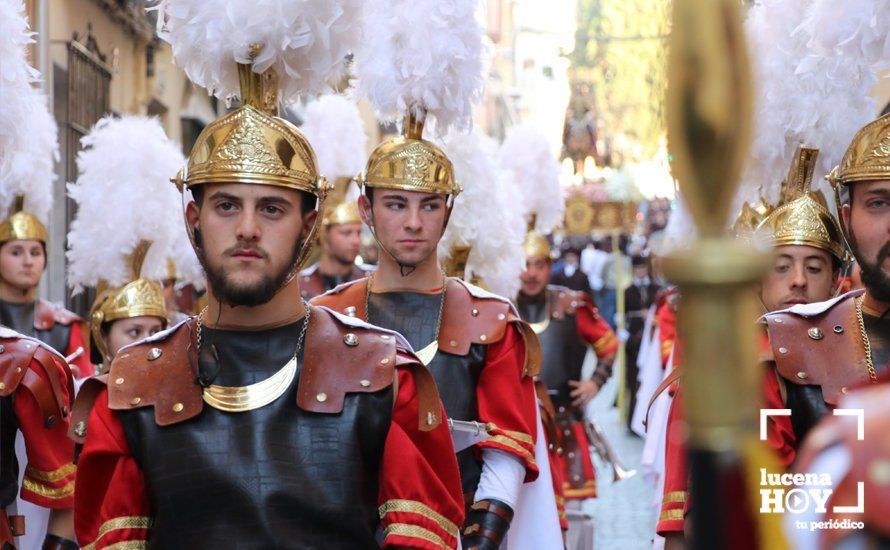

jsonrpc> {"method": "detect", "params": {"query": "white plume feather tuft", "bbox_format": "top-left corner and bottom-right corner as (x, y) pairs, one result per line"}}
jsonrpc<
(354, 0), (490, 134)
(738, 0), (889, 213)
(499, 125), (564, 234)
(169, 188), (206, 290)
(155, 0), (363, 104)
(438, 128), (526, 298)
(67, 116), (185, 292)
(0, 0), (58, 223)
(300, 95), (368, 179)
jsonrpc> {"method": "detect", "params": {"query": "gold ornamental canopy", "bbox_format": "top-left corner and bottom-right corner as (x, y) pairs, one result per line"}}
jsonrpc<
(0, 196), (48, 243)
(829, 113), (890, 187)
(756, 146), (845, 262)
(360, 110), (461, 198)
(90, 241), (167, 364)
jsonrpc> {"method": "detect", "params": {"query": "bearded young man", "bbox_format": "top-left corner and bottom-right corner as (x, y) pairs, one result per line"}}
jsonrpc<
(313, 115), (542, 548)
(71, 54), (464, 548)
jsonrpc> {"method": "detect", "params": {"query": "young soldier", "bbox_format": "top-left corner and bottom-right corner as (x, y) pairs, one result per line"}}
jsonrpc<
(72, 33), (464, 550)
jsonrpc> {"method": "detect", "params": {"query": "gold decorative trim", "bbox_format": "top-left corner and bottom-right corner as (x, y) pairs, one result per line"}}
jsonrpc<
(202, 356), (297, 412)
(415, 341), (439, 366)
(485, 423), (534, 445)
(21, 478), (74, 499)
(662, 491), (686, 505)
(384, 523), (448, 549)
(659, 509), (685, 522)
(563, 480), (597, 499)
(529, 318), (550, 335)
(379, 499), (458, 537)
(82, 516), (151, 550)
(102, 543), (149, 550)
(483, 434), (536, 467)
(25, 463), (76, 482)
(593, 333), (617, 353)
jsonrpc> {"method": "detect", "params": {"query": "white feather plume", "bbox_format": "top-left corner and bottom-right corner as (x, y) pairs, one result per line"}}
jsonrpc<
(0, 0), (58, 223)
(169, 188), (206, 290)
(155, 0), (363, 104)
(354, 0), (490, 134)
(67, 116), (185, 292)
(300, 95), (368, 179)
(737, 0), (889, 213)
(499, 125), (565, 234)
(438, 128), (526, 298)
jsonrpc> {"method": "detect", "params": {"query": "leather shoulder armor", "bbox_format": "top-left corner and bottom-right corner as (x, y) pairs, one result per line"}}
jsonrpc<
(762, 290), (869, 405)
(34, 299), (83, 330)
(441, 279), (541, 378)
(0, 330), (72, 428)
(548, 285), (599, 319)
(106, 308), (419, 426)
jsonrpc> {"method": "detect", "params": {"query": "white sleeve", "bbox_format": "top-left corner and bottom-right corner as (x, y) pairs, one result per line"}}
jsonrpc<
(472, 448), (526, 509)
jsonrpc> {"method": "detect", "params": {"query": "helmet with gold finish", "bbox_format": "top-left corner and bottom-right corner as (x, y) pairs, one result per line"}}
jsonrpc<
(0, 3), (58, 250)
(88, 241), (168, 365)
(156, 0), (366, 275)
(67, 115), (185, 366)
(755, 146), (845, 264)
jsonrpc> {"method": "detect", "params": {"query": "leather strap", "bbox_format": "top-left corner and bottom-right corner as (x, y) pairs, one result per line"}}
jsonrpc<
(644, 366), (683, 431)
(462, 499), (514, 550)
(41, 534), (78, 550)
(32, 347), (71, 418)
(0, 511), (25, 544)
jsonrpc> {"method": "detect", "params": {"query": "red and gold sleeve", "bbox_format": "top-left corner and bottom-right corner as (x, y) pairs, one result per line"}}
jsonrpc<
(475, 324), (539, 481)
(379, 364), (464, 549)
(14, 356), (75, 509)
(656, 392), (687, 536)
(74, 391), (152, 549)
(761, 365), (796, 467)
(576, 301), (618, 360)
(66, 322), (93, 379)
(657, 303), (678, 367)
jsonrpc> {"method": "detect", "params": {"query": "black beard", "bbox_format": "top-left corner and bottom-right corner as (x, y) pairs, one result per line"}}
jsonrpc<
(198, 240), (302, 308)
(851, 236), (890, 302)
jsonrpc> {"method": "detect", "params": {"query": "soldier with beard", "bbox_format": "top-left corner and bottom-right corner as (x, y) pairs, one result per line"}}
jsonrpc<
(71, 10), (464, 548)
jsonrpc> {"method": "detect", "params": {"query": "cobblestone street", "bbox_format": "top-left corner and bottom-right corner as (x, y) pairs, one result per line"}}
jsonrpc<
(582, 378), (658, 550)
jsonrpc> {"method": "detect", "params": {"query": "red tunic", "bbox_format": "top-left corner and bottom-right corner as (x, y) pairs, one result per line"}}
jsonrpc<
(74, 364), (465, 549)
(0, 333), (75, 546)
(553, 295), (618, 501)
(12, 349), (76, 509)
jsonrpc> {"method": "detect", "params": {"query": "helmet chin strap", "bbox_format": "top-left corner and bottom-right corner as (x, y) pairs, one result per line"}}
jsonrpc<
(363, 193), (455, 278)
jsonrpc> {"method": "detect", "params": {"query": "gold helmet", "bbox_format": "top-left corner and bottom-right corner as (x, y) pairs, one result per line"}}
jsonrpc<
(524, 215), (551, 260)
(322, 179), (362, 228)
(360, 111), (461, 200)
(756, 146), (845, 263)
(0, 196), (48, 243)
(829, 113), (890, 188)
(732, 192), (774, 240)
(90, 241), (167, 364)
(175, 53), (332, 272)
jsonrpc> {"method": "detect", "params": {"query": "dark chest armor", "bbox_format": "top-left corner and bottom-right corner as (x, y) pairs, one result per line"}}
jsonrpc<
(368, 291), (486, 494)
(517, 290), (587, 406)
(0, 300), (70, 354)
(119, 321), (393, 550)
(0, 395), (19, 507)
